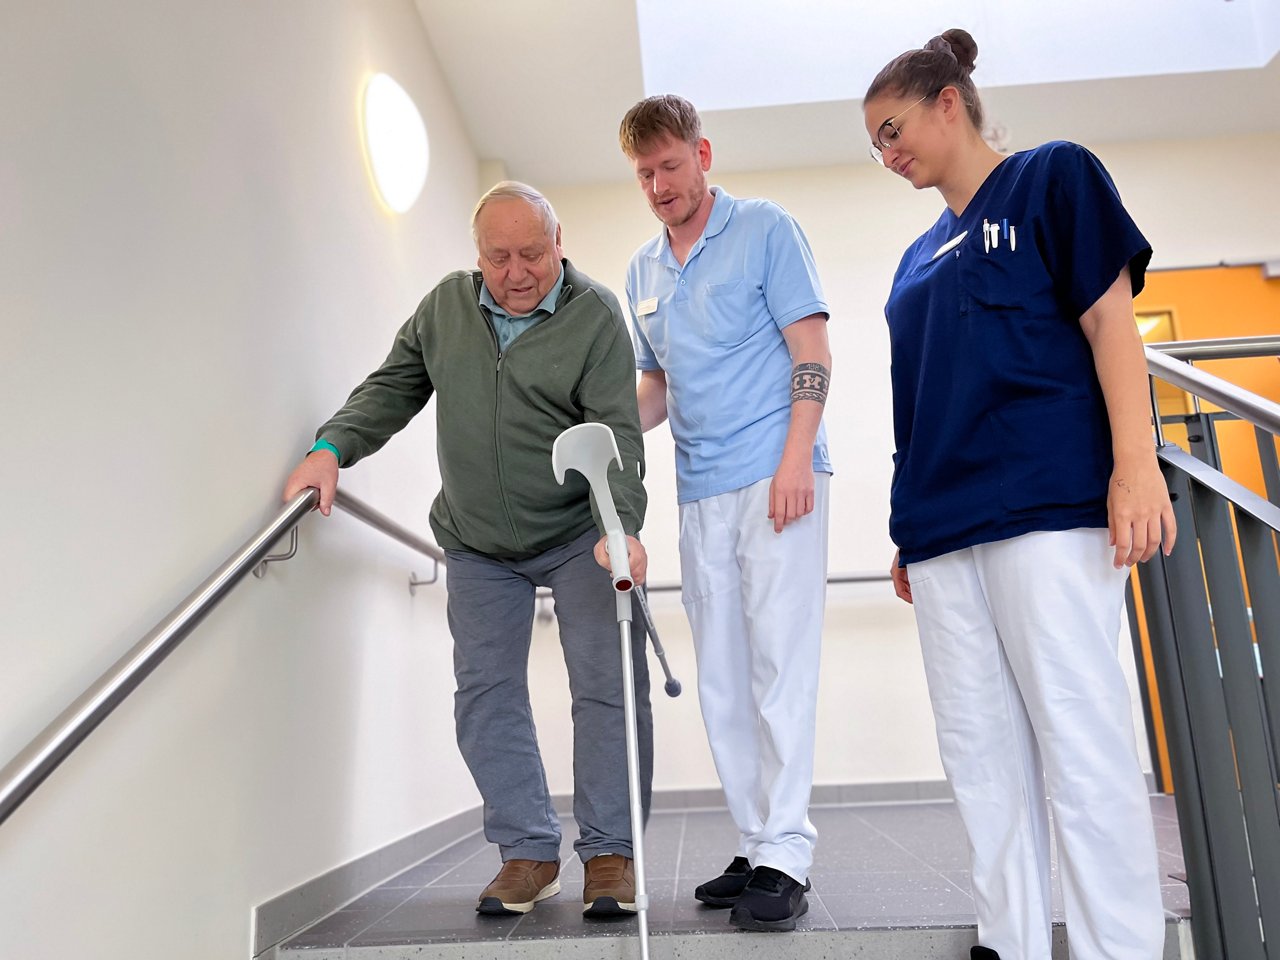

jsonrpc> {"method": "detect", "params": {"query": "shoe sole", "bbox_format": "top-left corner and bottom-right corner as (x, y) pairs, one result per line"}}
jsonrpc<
(583, 895), (637, 918)
(729, 895), (809, 932)
(476, 880), (561, 916)
(693, 891), (739, 908)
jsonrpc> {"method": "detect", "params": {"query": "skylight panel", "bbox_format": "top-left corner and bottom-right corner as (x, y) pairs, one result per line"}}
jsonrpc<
(636, 0), (1279, 111)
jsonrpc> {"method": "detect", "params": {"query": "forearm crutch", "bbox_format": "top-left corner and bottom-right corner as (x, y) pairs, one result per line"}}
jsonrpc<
(552, 423), (652, 960)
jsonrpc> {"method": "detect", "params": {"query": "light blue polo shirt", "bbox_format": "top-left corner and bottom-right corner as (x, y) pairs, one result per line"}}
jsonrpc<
(478, 265), (565, 353)
(626, 187), (831, 504)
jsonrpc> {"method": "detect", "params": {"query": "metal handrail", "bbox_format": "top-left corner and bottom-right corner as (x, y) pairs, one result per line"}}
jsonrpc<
(1147, 335), (1280, 362)
(1145, 346), (1280, 436)
(1158, 444), (1280, 533)
(0, 487), (443, 829)
(334, 489), (444, 562)
(535, 571), (891, 602)
(631, 571), (891, 594)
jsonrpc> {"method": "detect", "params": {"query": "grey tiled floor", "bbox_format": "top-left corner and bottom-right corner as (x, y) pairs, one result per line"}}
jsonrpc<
(280, 797), (1189, 952)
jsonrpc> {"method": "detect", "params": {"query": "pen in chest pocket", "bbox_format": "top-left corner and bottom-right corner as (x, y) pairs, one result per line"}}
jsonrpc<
(982, 218), (1017, 254)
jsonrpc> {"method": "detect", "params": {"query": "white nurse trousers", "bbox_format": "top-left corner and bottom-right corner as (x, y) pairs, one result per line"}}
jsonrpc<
(908, 528), (1164, 960)
(679, 474), (829, 882)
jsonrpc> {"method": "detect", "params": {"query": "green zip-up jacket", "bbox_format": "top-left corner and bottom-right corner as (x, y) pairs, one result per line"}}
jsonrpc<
(315, 259), (646, 560)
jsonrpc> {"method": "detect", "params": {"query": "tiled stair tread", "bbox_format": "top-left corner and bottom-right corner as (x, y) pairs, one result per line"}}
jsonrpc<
(278, 924), (1187, 960)
(277, 798), (1189, 959)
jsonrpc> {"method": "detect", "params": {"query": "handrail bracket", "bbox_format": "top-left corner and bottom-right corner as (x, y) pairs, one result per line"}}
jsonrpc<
(253, 527), (299, 579)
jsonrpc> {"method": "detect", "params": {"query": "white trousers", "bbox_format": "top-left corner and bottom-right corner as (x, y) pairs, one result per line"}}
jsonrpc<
(679, 474), (828, 882)
(908, 529), (1164, 960)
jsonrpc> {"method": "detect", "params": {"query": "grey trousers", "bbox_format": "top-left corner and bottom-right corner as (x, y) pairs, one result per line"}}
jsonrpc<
(445, 529), (653, 864)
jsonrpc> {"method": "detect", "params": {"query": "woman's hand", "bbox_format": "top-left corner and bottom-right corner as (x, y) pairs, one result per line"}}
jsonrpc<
(890, 549), (913, 603)
(1107, 457), (1176, 567)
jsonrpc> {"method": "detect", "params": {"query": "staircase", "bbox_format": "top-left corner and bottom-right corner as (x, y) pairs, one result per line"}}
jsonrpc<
(269, 799), (1190, 959)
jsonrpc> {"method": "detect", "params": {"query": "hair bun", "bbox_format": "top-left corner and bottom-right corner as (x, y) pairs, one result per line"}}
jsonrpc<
(865, 28), (984, 130)
(932, 28), (978, 74)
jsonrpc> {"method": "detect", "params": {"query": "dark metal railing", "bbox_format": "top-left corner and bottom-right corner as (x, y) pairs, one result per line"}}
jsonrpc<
(1135, 340), (1280, 960)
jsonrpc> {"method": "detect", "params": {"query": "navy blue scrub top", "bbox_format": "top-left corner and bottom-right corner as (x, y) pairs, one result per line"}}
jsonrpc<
(885, 141), (1152, 565)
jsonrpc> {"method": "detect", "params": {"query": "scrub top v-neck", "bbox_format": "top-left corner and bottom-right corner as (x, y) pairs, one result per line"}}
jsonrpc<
(884, 141), (1152, 565)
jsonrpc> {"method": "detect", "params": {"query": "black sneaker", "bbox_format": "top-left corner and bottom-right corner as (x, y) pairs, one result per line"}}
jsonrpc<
(971, 949), (1001, 960)
(694, 856), (752, 907)
(728, 866), (810, 932)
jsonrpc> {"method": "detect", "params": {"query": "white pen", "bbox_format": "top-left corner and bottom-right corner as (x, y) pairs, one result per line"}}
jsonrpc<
(990, 222), (999, 249)
(932, 229), (968, 261)
(1010, 225), (1017, 252)
(983, 219), (990, 253)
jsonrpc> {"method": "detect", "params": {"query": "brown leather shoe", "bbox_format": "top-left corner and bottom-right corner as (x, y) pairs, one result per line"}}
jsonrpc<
(582, 853), (636, 917)
(476, 858), (560, 915)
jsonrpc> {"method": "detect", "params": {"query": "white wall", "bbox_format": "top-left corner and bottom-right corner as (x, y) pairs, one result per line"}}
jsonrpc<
(0, 2), (483, 958)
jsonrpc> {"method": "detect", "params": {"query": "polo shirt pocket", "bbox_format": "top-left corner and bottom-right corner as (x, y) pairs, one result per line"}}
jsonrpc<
(701, 277), (755, 345)
(995, 396), (1110, 513)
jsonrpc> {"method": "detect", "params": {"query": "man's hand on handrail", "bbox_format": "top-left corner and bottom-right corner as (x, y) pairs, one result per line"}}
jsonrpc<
(284, 450), (339, 516)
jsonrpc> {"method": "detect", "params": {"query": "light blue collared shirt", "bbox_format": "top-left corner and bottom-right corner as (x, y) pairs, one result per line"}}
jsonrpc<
(626, 187), (831, 504)
(479, 265), (565, 353)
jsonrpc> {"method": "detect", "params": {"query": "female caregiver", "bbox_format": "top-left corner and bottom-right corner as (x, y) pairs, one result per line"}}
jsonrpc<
(864, 29), (1176, 960)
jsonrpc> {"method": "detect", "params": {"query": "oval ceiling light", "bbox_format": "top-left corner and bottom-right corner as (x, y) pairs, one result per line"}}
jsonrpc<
(362, 73), (429, 213)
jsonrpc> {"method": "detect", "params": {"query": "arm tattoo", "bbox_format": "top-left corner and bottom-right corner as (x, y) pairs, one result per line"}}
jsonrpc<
(791, 362), (830, 405)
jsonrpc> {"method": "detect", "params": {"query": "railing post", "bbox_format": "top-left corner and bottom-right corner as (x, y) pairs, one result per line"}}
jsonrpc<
(1187, 480), (1280, 947)
(1256, 424), (1280, 507)
(1159, 467), (1264, 959)
(1184, 409), (1223, 470)
(1135, 522), (1225, 960)
(1124, 575), (1167, 792)
(1148, 373), (1166, 449)
(1236, 512), (1280, 779)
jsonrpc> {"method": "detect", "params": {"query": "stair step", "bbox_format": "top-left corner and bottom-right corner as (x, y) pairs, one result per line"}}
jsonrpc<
(276, 918), (1189, 959)
(271, 799), (1191, 960)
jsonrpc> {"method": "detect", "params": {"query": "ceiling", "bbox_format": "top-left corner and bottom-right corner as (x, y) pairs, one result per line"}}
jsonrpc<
(414, 0), (1280, 187)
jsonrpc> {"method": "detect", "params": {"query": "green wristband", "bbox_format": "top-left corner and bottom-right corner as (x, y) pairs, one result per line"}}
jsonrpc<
(310, 439), (341, 461)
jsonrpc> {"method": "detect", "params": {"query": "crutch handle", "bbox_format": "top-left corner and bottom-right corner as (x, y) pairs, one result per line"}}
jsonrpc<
(552, 423), (634, 595)
(606, 529), (633, 592)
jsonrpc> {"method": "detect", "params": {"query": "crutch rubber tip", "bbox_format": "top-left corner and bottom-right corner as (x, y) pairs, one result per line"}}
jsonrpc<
(665, 679), (682, 697)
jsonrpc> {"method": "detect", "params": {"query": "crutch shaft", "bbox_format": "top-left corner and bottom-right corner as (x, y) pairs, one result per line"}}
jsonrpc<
(619, 618), (650, 958)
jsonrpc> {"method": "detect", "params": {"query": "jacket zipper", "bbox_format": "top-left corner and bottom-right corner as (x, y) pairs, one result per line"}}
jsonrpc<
(489, 335), (524, 554)
(476, 275), (574, 555)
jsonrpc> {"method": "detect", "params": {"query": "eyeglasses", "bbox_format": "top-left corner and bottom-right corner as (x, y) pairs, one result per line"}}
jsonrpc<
(868, 94), (932, 165)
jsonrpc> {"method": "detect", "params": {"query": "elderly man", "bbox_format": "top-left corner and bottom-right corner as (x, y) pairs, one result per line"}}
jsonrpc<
(283, 182), (651, 919)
